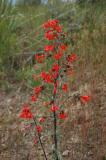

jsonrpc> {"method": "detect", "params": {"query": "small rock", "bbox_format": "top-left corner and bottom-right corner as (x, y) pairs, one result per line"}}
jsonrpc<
(62, 150), (70, 157)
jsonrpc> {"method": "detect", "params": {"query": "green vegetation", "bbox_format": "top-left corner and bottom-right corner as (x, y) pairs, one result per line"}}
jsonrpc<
(0, 0), (18, 71)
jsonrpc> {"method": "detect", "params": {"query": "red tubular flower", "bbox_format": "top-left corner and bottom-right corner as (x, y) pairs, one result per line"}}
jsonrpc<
(45, 74), (53, 83)
(51, 63), (60, 72)
(19, 106), (33, 119)
(44, 45), (54, 52)
(51, 105), (59, 112)
(62, 84), (68, 92)
(67, 53), (77, 63)
(41, 71), (46, 78)
(34, 86), (43, 95)
(80, 95), (91, 103)
(35, 54), (45, 63)
(58, 112), (67, 119)
(31, 95), (37, 102)
(54, 51), (63, 60)
(54, 25), (62, 32)
(39, 117), (46, 123)
(36, 125), (42, 133)
(49, 19), (59, 28)
(43, 19), (62, 34)
(59, 44), (67, 51)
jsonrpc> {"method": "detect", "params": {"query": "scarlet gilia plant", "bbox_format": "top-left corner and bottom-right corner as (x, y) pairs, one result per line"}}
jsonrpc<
(19, 19), (91, 160)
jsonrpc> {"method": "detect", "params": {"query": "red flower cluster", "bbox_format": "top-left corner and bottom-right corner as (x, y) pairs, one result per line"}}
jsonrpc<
(19, 105), (33, 119)
(45, 30), (57, 40)
(43, 19), (62, 32)
(41, 72), (53, 83)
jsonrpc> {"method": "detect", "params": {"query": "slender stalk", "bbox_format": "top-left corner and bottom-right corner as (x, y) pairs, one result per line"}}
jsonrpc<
(33, 117), (48, 160)
(53, 111), (59, 160)
(52, 70), (60, 160)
